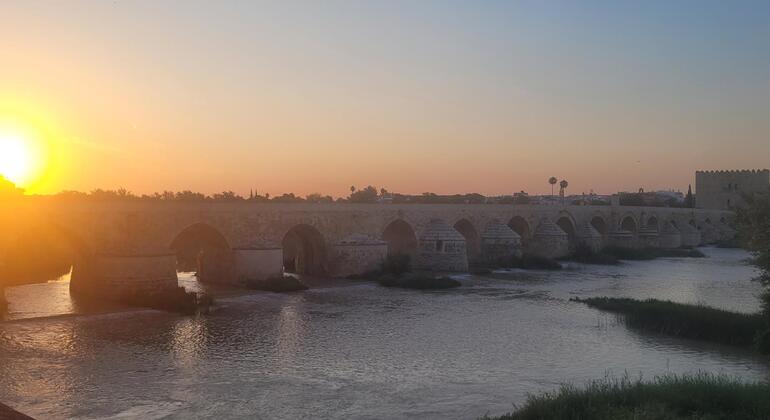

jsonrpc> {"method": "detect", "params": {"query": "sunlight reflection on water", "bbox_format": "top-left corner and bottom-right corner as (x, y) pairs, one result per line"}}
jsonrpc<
(0, 247), (767, 419)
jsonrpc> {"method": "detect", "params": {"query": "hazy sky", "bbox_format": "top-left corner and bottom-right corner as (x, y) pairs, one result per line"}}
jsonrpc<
(1, 1), (769, 196)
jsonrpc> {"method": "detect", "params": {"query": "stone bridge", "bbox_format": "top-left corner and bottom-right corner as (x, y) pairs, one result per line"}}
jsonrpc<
(0, 201), (734, 300)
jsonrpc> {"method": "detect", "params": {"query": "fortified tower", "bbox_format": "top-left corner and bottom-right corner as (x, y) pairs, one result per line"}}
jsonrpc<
(695, 169), (769, 210)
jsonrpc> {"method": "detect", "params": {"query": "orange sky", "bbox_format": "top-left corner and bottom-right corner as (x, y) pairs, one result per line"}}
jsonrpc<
(1, 2), (769, 197)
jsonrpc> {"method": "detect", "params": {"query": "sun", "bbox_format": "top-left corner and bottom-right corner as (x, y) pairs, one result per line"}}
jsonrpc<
(0, 134), (33, 186)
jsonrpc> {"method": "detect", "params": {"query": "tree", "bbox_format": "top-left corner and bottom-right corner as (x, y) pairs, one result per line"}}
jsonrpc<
(559, 180), (568, 196)
(549, 177), (558, 196)
(349, 185), (379, 203)
(684, 184), (695, 208)
(736, 193), (770, 351)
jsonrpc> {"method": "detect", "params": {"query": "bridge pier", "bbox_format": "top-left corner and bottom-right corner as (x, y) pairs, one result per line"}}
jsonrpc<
(415, 219), (468, 272)
(678, 223), (702, 248)
(330, 234), (388, 278)
(607, 230), (637, 249)
(576, 221), (603, 253)
(699, 223), (720, 245)
(658, 223), (682, 249)
(232, 244), (283, 284)
(480, 220), (522, 263)
(70, 253), (179, 299)
(529, 218), (570, 259)
(637, 226), (660, 248)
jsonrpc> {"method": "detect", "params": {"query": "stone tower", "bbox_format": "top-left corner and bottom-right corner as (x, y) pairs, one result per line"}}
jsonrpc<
(695, 169), (769, 210)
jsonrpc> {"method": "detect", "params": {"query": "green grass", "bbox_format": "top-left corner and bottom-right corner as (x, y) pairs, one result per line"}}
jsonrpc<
(603, 246), (706, 260)
(573, 297), (765, 349)
(243, 275), (309, 292)
(377, 273), (461, 289)
(485, 373), (770, 420)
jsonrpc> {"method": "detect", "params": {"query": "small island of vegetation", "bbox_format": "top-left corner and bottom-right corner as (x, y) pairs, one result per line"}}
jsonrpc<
(485, 374), (770, 420)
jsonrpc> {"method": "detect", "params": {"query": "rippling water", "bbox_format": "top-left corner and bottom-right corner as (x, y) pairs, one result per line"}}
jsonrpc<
(0, 247), (767, 419)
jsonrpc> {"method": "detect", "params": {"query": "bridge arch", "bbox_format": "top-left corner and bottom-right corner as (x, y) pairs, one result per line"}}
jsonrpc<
(382, 219), (418, 259)
(555, 214), (577, 248)
(1, 222), (92, 287)
(169, 222), (232, 282)
(282, 224), (327, 276)
(620, 214), (638, 233)
(453, 218), (481, 262)
(508, 216), (531, 244)
(646, 216), (659, 231)
(590, 215), (609, 236)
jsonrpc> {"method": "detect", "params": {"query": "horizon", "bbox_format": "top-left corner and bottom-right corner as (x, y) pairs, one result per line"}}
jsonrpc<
(2, 1), (769, 197)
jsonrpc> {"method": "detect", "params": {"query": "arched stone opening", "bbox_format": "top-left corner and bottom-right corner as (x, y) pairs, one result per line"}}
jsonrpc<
(590, 216), (608, 236)
(646, 216), (659, 231)
(1, 224), (90, 287)
(170, 223), (232, 283)
(382, 219), (418, 259)
(1, 224), (92, 318)
(508, 216), (531, 244)
(282, 224), (327, 276)
(555, 216), (577, 249)
(621, 216), (638, 233)
(453, 219), (481, 262)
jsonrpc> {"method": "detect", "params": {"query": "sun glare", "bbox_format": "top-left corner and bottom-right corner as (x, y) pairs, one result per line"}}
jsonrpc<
(0, 134), (33, 186)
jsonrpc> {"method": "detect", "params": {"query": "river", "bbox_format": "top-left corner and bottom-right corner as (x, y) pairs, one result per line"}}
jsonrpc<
(0, 247), (767, 419)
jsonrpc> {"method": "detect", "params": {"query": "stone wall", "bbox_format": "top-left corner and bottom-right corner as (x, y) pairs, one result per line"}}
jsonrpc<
(233, 248), (283, 283)
(71, 254), (178, 298)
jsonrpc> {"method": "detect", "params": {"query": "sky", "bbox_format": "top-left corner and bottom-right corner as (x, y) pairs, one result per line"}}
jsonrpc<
(1, 0), (769, 197)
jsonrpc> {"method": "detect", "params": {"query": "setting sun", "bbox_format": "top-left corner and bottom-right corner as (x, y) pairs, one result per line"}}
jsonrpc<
(0, 134), (32, 186)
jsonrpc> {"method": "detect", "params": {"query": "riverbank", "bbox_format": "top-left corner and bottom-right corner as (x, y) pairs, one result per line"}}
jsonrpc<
(573, 297), (767, 350)
(485, 374), (770, 420)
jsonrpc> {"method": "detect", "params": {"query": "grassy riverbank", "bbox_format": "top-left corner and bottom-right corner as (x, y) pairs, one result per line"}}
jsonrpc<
(573, 297), (766, 349)
(485, 374), (770, 420)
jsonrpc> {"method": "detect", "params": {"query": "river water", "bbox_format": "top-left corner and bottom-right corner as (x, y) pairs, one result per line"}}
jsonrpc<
(0, 247), (767, 419)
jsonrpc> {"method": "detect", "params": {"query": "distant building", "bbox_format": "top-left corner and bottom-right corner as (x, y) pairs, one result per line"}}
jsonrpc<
(696, 169), (770, 210)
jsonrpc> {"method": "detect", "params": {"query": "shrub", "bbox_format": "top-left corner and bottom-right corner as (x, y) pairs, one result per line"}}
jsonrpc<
(243, 275), (309, 292)
(573, 297), (765, 350)
(485, 373), (770, 420)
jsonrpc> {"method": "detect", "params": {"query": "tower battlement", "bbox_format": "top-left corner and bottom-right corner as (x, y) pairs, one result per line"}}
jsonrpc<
(695, 169), (770, 210)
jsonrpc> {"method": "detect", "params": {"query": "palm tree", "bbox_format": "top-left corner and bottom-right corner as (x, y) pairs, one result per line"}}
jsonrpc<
(548, 177), (558, 196)
(559, 180), (569, 199)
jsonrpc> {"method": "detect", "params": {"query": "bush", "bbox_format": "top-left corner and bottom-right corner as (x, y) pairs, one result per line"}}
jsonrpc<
(573, 297), (766, 350)
(377, 273), (461, 290)
(485, 373), (770, 420)
(243, 275), (309, 292)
